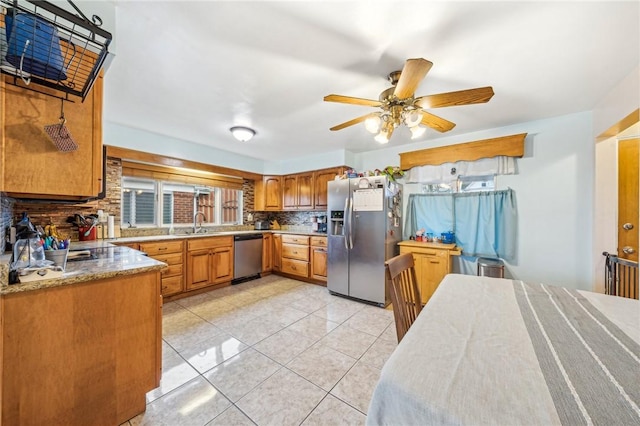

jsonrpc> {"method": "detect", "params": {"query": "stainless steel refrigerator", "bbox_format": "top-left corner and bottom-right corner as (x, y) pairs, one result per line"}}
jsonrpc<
(327, 176), (403, 307)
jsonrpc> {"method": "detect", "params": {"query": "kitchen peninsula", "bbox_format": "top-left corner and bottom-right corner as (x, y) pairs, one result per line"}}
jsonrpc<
(0, 242), (165, 425)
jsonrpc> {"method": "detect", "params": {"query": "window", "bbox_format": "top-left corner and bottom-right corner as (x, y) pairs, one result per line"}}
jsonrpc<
(421, 175), (496, 194)
(457, 175), (496, 192)
(122, 178), (156, 227)
(122, 177), (243, 227)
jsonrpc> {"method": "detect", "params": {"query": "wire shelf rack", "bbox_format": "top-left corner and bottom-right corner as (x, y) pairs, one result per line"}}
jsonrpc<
(0, 0), (111, 102)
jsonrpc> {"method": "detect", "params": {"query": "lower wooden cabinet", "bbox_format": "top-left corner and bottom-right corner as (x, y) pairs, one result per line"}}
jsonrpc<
(398, 241), (461, 305)
(281, 235), (310, 278)
(0, 270), (162, 425)
(273, 233), (327, 285)
(139, 240), (185, 297)
(186, 236), (234, 291)
(262, 233), (273, 272)
(311, 236), (327, 282)
(273, 234), (282, 272)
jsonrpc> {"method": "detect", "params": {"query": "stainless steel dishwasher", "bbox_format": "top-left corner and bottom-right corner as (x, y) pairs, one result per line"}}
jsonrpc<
(232, 234), (263, 284)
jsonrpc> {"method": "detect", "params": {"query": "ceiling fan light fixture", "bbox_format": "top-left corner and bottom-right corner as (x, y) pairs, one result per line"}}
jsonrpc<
(404, 110), (423, 127)
(230, 126), (256, 142)
(374, 127), (390, 144)
(410, 125), (427, 139)
(364, 115), (382, 134)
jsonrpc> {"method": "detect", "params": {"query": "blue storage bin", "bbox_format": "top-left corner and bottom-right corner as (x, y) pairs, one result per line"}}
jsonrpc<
(441, 231), (455, 244)
(5, 11), (68, 81)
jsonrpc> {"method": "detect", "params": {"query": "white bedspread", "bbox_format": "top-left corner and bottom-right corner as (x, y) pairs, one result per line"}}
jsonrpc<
(366, 274), (640, 426)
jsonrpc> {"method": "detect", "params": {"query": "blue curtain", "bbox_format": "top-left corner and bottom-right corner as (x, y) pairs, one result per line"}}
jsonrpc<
(405, 189), (517, 261)
(404, 193), (453, 240)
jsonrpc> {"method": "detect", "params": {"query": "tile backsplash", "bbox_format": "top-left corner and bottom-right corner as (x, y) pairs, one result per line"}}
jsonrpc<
(1, 193), (15, 254)
(4, 157), (326, 244)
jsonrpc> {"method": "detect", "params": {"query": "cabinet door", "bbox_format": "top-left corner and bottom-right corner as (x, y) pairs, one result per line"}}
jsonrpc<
(313, 168), (340, 209)
(417, 252), (449, 305)
(311, 246), (327, 281)
(273, 234), (282, 271)
(255, 176), (282, 211)
(186, 249), (212, 290)
(1, 75), (103, 198)
(282, 175), (298, 210)
(262, 234), (273, 272)
(296, 172), (314, 210)
(213, 246), (233, 284)
(264, 176), (282, 210)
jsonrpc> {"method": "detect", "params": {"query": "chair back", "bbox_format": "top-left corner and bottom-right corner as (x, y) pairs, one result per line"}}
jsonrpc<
(385, 253), (423, 343)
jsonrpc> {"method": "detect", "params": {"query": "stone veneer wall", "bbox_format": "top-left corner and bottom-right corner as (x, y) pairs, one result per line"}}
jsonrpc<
(1, 193), (16, 254)
(12, 157), (122, 241)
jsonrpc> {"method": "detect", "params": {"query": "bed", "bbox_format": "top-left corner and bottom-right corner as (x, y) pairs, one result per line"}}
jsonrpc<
(367, 274), (640, 425)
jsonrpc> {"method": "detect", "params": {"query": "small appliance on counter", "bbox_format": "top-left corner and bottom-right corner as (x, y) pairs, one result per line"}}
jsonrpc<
(254, 220), (270, 230)
(312, 215), (327, 233)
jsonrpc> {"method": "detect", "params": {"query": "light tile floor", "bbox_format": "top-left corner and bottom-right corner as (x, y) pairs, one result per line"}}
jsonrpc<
(123, 275), (397, 426)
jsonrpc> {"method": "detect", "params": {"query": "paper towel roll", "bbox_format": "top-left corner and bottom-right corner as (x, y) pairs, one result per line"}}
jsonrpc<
(107, 215), (115, 239)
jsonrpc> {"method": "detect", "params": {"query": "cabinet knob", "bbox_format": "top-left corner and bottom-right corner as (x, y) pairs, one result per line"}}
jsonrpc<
(623, 223), (634, 231)
(622, 246), (636, 255)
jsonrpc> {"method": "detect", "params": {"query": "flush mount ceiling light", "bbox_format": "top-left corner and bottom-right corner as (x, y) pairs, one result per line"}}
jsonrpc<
(324, 58), (494, 143)
(230, 126), (256, 142)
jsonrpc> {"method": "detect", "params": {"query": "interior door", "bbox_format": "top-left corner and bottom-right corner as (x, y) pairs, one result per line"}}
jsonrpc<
(618, 138), (639, 262)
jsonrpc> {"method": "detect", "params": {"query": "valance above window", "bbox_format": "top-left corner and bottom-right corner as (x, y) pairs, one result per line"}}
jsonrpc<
(405, 156), (516, 183)
(400, 133), (526, 170)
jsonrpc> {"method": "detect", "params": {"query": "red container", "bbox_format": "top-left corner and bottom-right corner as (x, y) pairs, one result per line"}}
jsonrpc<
(78, 226), (97, 241)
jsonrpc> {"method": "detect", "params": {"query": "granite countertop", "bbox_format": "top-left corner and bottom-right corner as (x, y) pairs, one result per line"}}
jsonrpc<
(0, 229), (328, 295)
(1, 240), (166, 295)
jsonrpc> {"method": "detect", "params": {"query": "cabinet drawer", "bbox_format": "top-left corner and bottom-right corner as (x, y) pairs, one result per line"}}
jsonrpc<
(281, 258), (309, 278)
(161, 275), (183, 296)
(153, 252), (183, 266)
(282, 235), (309, 245)
(310, 236), (327, 247)
(282, 243), (310, 261)
(188, 236), (233, 251)
(162, 263), (183, 278)
(140, 240), (184, 256)
(400, 247), (446, 258)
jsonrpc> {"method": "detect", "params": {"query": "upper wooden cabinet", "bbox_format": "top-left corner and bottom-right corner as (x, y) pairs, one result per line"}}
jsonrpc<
(256, 167), (344, 212)
(313, 167), (344, 210)
(283, 172), (314, 210)
(255, 175), (282, 211)
(0, 75), (104, 200)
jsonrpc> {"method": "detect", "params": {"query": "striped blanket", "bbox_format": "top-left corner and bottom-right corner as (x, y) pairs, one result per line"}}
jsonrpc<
(367, 274), (640, 426)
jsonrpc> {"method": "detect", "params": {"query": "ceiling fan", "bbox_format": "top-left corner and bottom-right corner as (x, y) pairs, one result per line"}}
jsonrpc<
(324, 58), (494, 143)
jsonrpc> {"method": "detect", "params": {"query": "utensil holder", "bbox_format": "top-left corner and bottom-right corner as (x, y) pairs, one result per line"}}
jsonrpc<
(44, 248), (68, 270)
(78, 226), (96, 241)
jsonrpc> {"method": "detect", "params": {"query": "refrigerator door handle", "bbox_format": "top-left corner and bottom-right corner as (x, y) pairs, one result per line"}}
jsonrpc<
(343, 197), (349, 250)
(348, 196), (354, 249)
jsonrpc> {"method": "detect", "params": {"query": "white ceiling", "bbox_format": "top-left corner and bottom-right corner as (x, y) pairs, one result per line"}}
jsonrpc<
(104, 1), (639, 163)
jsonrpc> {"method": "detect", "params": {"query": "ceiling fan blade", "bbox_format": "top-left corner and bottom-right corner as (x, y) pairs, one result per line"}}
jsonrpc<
(415, 86), (494, 109)
(330, 113), (375, 131)
(393, 58), (433, 99)
(324, 94), (382, 107)
(420, 110), (456, 133)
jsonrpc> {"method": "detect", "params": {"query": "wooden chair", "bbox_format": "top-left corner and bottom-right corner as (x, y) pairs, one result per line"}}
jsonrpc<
(385, 253), (423, 343)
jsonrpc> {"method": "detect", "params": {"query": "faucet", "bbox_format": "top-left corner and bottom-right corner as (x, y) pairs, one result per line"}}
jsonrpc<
(193, 211), (207, 233)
